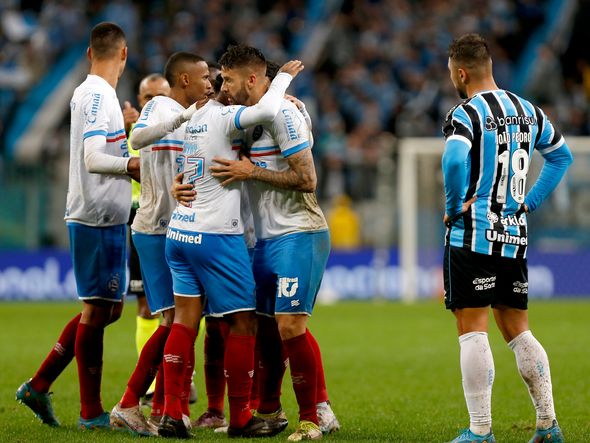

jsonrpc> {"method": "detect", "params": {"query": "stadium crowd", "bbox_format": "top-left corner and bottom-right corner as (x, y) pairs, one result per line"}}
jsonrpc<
(2, 0), (583, 201)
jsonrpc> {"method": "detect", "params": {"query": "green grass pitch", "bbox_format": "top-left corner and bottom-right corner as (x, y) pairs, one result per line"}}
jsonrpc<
(1, 299), (589, 442)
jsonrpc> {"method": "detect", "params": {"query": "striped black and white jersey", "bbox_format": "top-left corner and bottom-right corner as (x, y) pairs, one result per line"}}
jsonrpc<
(442, 89), (573, 258)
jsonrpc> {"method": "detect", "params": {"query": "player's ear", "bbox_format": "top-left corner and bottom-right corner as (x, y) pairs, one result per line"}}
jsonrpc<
(180, 72), (190, 87)
(458, 68), (468, 84)
(121, 46), (127, 61)
(87, 47), (92, 62)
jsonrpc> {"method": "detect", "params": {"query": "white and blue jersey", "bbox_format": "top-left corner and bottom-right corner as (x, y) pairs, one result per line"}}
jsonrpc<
(131, 96), (187, 234)
(442, 89), (573, 258)
(65, 74), (131, 226)
(245, 99), (328, 240)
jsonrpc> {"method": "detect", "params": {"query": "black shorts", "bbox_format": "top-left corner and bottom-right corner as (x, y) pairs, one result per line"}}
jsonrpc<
(443, 245), (528, 310)
(127, 207), (145, 297)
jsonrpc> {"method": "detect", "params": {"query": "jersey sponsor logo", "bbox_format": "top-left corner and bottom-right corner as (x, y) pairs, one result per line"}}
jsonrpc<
(186, 123), (208, 134)
(139, 100), (155, 120)
(171, 212), (196, 223)
(486, 211), (526, 226)
(290, 299), (300, 307)
(254, 161), (268, 168)
(282, 109), (299, 141)
(278, 277), (298, 297)
(513, 281), (528, 294)
(472, 275), (496, 291)
(166, 228), (202, 245)
(485, 114), (537, 131)
(252, 125), (263, 141)
(485, 229), (528, 245)
(85, 93), (102, 124)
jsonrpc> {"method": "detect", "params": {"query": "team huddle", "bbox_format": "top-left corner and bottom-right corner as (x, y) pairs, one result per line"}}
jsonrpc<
(14, 22), (573, 443)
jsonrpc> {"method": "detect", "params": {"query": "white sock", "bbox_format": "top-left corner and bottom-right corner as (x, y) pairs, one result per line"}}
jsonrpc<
(459, 332), (494, 435)
(508, 330), (556, 429)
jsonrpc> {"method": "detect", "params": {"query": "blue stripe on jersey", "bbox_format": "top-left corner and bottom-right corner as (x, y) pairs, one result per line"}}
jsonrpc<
(107, 129), (126, 137)
(134, 123), (147, 129)
(234, 106), (246, 130)
(152, 139), (184, 146)
(83, 129), (108, 139)
(283, 141), (310, 157)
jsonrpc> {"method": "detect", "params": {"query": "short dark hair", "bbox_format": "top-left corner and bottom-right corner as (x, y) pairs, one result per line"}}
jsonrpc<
(164, 52), (205, 87)
(219, 44), (266, 71)
(90, 22), (126, 59)
(265, 60), (280, 80)
(448, 33), (491, 69)
(207, 61), (221, 71)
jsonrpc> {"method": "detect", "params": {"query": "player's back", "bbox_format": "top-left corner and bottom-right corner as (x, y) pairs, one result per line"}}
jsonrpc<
(168, 100), (244, 235)
(245, 98), (327, 240)
(132, 96), (185, 234)
(66, 74), (131, 226)
(443, 89), (563, 258)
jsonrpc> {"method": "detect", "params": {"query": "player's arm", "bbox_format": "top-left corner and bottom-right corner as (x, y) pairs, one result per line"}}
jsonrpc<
(441, 105), (475, 225)
(524, 113), (573, 213)
(235, 60), (304, 128)
(211, 147), (316, 192)
(82, 92), (139, 179)
(130, 100), (197, 149)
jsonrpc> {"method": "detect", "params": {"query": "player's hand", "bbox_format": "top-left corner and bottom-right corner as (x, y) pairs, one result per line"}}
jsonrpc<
(279, 60), (304, 78)
(126, 157), (141, 182)
(285, 94), (304, 111)
(123, 101), (140, 133)
(443, 196), (477, 226)
(210, 156), (255, 186)
(171, 172), (196, 207)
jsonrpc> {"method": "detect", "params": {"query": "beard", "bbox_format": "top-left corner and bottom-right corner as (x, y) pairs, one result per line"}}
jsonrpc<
(230, 83), (250, 105)
(456, 86), (467, 99)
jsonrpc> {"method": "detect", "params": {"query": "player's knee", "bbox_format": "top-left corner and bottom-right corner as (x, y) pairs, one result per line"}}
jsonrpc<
(276, 315), (307, 340)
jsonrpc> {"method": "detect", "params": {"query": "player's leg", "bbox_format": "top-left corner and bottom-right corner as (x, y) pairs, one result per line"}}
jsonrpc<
(197, 233), (273, 438)
(445, 246), (496, 443)
(16, 312), (81, 426)
(157, 234), (202, 438)
(492, 255), (563, 443)
(251, 240), (290, 433)
(193, 316), (229, 429)
(272, 231), (331, 441)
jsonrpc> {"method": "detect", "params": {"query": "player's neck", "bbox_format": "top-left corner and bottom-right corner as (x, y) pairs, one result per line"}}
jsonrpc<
(467, 78), (499, 98)
(169, 90), (191, 108)
(90, 62), (120, 89)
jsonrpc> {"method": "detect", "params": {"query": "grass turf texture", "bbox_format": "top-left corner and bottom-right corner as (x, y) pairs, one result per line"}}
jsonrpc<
(1, 299), (588, 442)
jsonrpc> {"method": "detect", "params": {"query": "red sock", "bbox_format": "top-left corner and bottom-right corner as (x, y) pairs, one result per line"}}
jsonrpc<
(257, 322), (287, 414)
(224, 334), (255, 428)
(181, 339), (195, 417)
(283, 333), (318, 424)
(306, 329), (328, 403)
(163, 323), (196, 420)
(121, 325), (170, 408)
(204, 319), (227, 414)
(151, 363), (165, 417)
(249, 339), (261, 411)
(75, 322), (105, 419)
(31, 313), (81, 393)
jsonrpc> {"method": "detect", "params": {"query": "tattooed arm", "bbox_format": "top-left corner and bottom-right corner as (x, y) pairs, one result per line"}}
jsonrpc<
(210, 148), (317, 192)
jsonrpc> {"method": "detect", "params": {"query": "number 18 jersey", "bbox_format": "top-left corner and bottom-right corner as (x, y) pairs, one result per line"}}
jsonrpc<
(442, 89), (566, 258)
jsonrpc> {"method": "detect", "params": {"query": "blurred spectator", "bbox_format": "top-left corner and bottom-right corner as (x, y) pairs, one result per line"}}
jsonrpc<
(327, 194), (361, 250)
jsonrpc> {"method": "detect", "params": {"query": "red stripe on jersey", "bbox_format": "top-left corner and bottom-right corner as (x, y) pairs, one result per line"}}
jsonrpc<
(152, 146), (183, 152)
(250, 150), (281, 157)
(106, 134), (127, 143)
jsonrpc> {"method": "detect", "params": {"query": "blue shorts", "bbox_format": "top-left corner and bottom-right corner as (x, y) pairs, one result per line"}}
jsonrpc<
(165, 228), (256, 317)
(132, 231), (174, 314)
(254, 230), (330, 316)
(67, 222), (127, 301)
